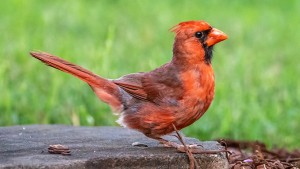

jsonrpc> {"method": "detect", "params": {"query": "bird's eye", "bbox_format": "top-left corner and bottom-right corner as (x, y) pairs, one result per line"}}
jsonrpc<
(195, 31), (203, 38)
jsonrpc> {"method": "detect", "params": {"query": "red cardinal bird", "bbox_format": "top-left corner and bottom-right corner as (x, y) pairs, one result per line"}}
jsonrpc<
(30, 20), (227, 147)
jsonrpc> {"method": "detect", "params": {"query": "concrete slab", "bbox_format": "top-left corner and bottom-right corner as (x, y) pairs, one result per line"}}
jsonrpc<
(0, 125), (228, 169)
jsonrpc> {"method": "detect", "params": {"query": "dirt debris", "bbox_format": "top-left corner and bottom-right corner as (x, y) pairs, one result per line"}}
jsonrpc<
(217, 139), (300, 169)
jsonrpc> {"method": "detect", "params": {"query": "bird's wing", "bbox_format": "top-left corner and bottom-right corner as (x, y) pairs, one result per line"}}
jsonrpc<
(141, 70), (183, 104)
(113, 73), (148, 100)
(113, 64), (183, 104)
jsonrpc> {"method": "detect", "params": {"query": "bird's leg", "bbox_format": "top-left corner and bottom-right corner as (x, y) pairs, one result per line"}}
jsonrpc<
(172, 124), (199, 169)
(143, 133), (181, 148)
(171, 124), (231, 159)
(171, 124), (230, 154)
(146, 132), (198, 169)
(170, 131), (203, 153)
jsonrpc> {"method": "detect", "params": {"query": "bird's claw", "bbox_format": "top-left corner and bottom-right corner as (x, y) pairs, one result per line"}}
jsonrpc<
(176, 144), (204, 153)
(160, 141), (181, 148)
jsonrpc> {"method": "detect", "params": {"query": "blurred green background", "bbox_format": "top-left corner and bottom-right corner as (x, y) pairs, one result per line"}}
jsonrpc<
(1, 0), (299, 148)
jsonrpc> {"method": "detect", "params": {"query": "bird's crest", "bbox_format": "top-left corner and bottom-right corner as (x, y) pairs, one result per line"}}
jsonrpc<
(170, 20), (211, 34)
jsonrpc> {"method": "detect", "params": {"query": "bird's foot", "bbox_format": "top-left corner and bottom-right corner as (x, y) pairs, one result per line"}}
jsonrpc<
(176, 144), (203, 153)
(159, 139), (181, 148)
(159, 140), (204, 154)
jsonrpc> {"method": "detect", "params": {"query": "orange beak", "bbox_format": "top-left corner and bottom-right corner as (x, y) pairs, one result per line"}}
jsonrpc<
(206, 28), (228, 47)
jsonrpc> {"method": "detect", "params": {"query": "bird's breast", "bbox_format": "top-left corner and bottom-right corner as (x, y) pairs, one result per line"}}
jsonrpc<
(180, 65), (215, 100)
(175, 64), (215, 129)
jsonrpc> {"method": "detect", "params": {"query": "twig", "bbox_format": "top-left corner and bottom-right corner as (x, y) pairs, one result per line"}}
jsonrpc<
(218, 140), (232, 160)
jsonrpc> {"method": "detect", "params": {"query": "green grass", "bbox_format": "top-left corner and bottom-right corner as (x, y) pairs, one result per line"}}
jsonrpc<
(1, 0), (300, 148)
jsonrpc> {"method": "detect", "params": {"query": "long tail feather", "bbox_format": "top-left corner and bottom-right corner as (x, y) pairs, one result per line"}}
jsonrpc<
(30, 51), (122, 111)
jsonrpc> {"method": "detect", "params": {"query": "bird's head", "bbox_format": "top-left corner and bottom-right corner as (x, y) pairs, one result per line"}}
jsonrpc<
(171, 20), (227, 64)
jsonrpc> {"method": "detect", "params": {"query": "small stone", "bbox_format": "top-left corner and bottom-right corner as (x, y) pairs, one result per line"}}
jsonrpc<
(48, 144), (71, 155)
(132, 142), (148, 147)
